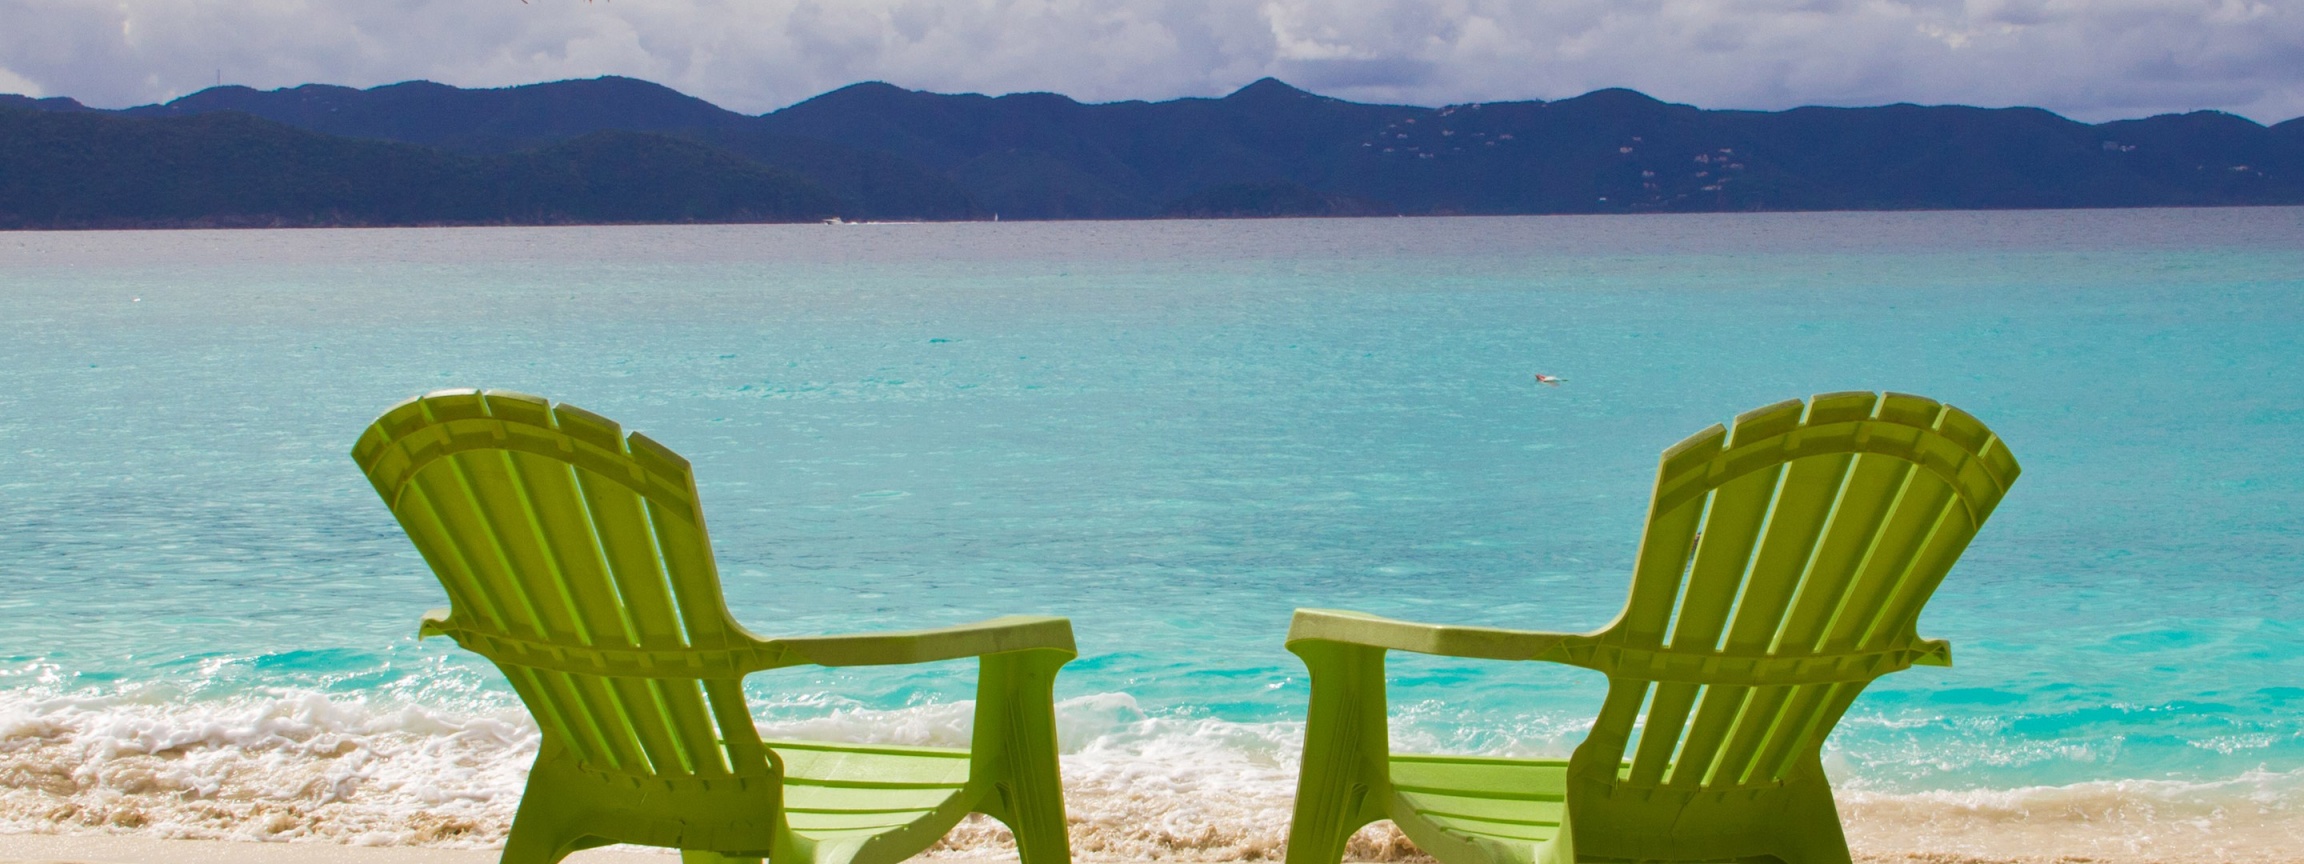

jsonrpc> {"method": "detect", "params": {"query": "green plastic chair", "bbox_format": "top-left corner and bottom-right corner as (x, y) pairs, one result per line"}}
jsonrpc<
(351, 389), (1077, 864)
(1282, 392), (2020, 864)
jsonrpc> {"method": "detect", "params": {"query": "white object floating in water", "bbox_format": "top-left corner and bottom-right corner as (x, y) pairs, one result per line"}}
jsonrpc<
(1533, 373), (1565, 386)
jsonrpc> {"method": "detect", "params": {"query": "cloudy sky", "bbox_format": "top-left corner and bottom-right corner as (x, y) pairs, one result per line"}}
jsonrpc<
(2, 0), (2299, 123)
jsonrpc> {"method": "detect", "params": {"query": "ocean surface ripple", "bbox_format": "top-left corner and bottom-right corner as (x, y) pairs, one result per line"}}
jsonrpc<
(2, 211), (2300, 861)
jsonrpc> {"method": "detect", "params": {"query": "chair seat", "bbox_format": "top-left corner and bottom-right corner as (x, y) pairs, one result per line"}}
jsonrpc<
(769, 739), (975, 841)
(1388, 753), (1569, 847)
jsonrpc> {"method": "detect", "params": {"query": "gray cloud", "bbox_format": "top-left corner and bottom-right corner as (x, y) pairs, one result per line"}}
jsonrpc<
(0, 0), (2297, 122)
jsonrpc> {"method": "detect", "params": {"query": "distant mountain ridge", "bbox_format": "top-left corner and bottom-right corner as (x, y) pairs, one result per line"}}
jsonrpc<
(0, 107), (839, 229)
(4, 76), (2302, 228)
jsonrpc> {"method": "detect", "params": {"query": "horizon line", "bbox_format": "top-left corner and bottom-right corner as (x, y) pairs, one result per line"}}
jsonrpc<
(10, 74), (2300, 129)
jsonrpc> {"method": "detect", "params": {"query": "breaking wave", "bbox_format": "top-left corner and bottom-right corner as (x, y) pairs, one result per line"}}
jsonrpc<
(1, 688), (2298, 862)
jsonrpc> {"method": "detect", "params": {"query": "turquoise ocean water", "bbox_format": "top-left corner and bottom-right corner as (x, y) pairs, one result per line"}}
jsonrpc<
(2, 210), (2301, 859)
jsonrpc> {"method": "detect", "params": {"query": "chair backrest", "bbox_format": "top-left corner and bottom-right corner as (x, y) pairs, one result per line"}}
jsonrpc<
(353, 389), (774, 781)
(1574, 391), (2019, 791)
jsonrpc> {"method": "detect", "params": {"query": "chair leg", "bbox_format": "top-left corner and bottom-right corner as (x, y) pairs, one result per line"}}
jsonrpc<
(500, 744), (609, 864)
(976, 650), (1076, 864)
(1772, 775), (1854, 864)
(1005, 766), (1073, 864)
(1284, 641), (1391, 864)
(498, 793), (585, 864)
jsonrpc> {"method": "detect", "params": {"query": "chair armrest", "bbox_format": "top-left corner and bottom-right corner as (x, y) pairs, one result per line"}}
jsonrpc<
(418, 607), (453, 639)
(1286, 608), (1588, 661)
(1913, 638), (1953, 667)
(768, 615), (1076, 668)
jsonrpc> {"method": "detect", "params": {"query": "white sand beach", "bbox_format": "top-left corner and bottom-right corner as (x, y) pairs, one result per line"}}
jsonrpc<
(11, 804), (2304, 864)
(10, 832), (2304, 864)
(0, 833), (674, 864)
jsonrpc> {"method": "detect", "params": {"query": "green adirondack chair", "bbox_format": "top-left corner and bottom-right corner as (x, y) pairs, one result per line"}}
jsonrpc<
(351, 389), (1076, 864)
(1282, 392), (2020, 864)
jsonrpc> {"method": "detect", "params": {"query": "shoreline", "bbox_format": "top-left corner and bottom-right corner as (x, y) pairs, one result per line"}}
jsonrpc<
(4, 203), (2304, 234)
(4, 691), (2299, 864)
(10, 832), (2304, 864)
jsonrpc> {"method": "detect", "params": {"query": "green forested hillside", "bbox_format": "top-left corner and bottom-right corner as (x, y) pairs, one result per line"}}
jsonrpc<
(0, 107), (837, 228)
(4, 75), (2301, 227)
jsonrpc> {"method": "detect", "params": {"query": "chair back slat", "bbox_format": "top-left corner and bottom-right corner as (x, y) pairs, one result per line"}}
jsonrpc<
(657, 676), (738, 776)
(1672, 461), (1786, 652)
(1613, 431), (1719, 646)
(498, 448), (638, 647)
(504, 665), (644, 772)
(1854, 505), (1981, 652)
(1753, 682), (1866, 783)
(1808, 475), (1960, 655)
(455, 451), (599, 642)
(1719, 452), (1856, 653)
(1624, 682), (1693, 785)
(706, 678), (773, 774)
(572, 465), (690, 647)
(1589, 392), (2018, 792)
(1702, 683), (1794, 786)
(391, 484), (519, 635)
(628, 678), (712, 774)
(1578, 680), (1653, 776)
(1654, 450), (1859, 788)
(1768, 454), (1919, 654)
(404, 465), (557, 640)
(354, 390), (773, 781)
(639, 485), (737, 647)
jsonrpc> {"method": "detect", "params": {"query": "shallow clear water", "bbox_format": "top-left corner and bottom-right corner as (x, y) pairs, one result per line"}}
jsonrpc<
(2, 211), (2301, 855)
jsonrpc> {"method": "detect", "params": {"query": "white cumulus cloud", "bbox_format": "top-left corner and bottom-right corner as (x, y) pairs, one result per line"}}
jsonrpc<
(0, 64), (40, 97)
(0, 0), (2297, 122)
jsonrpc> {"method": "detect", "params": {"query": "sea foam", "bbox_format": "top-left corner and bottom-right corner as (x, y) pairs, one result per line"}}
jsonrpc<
(4, 689), (2297, 863)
